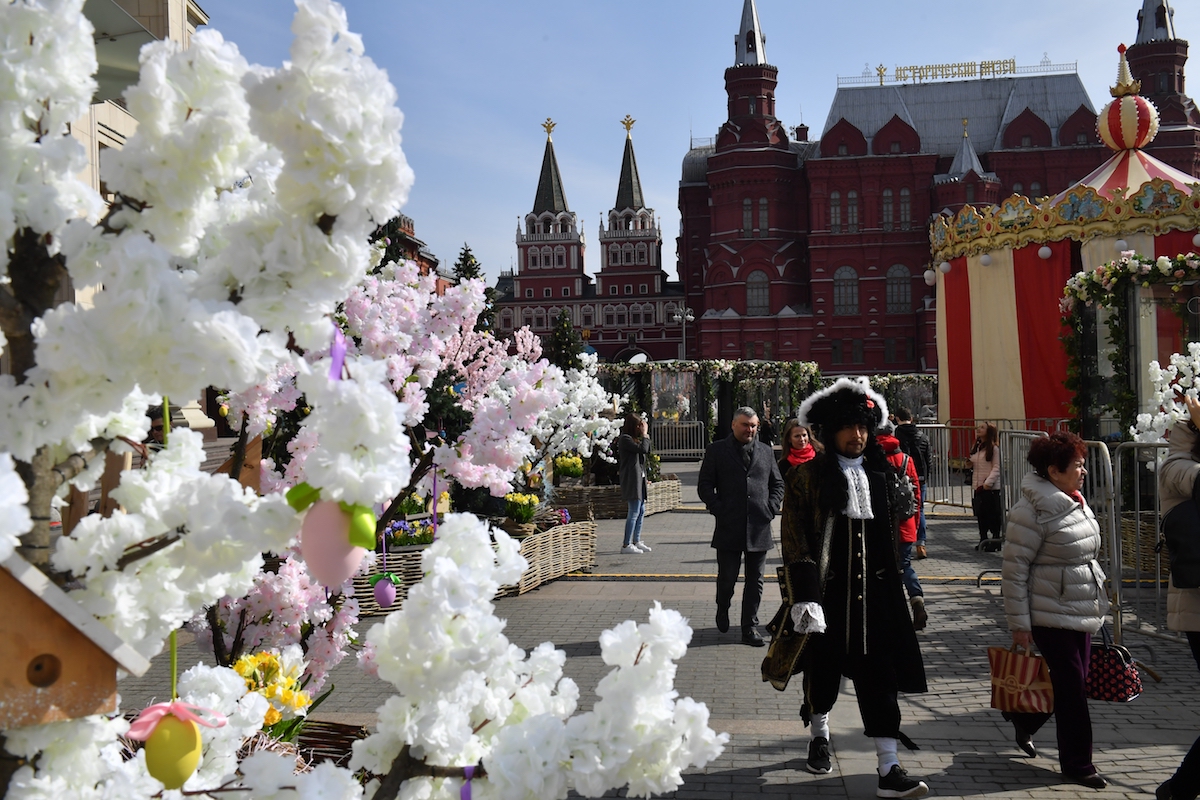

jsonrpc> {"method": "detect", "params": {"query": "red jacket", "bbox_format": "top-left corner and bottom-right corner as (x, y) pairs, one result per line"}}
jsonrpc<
(878, 434), (921, 544)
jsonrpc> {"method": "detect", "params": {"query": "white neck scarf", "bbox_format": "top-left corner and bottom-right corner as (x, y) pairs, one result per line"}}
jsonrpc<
(836, 453), (874, 520)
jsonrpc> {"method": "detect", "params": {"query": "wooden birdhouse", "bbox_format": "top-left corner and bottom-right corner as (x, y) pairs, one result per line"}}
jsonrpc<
(0, 554), (150, 729)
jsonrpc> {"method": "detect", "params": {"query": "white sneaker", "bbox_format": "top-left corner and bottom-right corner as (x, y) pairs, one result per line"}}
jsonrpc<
(635, 542), (652, 552)
(620, 545), (642, 554)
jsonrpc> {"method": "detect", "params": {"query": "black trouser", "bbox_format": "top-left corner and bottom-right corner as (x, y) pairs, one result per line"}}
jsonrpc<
(804, 650), (902, 738)
(973, 488), (1003, 539)
(1165, 632), (1200, 798)
(1007, 626), (1094, 776)
(715, 548), (767, 631)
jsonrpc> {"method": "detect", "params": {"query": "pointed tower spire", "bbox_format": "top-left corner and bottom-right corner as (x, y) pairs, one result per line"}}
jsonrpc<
(948, 119), (985, 177)
(1136, 0), (1176, 45)
(614, 115), (645, 211)
(532, 118), (569, 214)
(734, 0), (767, 66)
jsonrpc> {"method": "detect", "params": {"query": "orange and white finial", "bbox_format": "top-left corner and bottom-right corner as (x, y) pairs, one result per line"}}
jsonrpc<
(1098, 44), (1158, 151)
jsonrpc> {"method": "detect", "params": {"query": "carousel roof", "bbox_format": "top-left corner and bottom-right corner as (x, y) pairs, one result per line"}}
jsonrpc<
(1058, 146), (1196, 201)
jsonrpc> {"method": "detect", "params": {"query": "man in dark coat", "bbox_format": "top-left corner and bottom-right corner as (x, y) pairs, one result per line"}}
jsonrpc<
(894, 406), (933, 559)
(762, 378), (929, 798)
(698, 406), (784, 647)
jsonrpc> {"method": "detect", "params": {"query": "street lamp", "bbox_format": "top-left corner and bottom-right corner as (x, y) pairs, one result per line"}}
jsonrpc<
(670, 306), (695, 360)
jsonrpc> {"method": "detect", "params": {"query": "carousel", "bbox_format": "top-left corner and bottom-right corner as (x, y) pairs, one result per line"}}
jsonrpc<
(929, 44), (1200, 435)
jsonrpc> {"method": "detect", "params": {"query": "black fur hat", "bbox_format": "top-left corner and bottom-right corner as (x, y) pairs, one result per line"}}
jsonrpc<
(797, 377), (889, 441)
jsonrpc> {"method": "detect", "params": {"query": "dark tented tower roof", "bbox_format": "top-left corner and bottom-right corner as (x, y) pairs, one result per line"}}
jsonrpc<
(614, 133), (645, 210)
(532, 136), (569, 214)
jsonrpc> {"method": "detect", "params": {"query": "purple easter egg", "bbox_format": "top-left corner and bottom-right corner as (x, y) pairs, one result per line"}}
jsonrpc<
(373, 578), (397, 608)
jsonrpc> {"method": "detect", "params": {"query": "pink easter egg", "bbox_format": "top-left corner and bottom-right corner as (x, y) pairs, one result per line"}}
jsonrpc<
(373, 578), (397, 608)
(300, 500), (366, 587)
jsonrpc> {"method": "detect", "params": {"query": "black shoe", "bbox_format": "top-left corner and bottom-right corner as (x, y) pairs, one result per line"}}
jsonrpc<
(1064, 771), (1108, 790)
(910, 598), (927, 631)
(876, 765), (929, 798)
(805, 736), (831, 774)
(1015, 729), (1036, 758)
(716, 607), (729, 633)
(741, 629), (765, 647)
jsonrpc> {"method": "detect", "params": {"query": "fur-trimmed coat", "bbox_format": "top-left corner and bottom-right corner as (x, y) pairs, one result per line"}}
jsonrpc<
(1158, 420), (1200, 632)
(762, 447), (926, 693)
(1001, 472), (1107, 634)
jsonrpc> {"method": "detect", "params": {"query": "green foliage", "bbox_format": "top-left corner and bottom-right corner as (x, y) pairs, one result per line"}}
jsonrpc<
(542, 308), (584, 371)
(452, 243), (483, 282)
(646, 452), (662, 483)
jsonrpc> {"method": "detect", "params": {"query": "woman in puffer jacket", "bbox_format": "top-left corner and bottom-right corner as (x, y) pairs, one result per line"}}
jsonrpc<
(1001, 432), (1109, 789)
(1154, 395), (1200, 800)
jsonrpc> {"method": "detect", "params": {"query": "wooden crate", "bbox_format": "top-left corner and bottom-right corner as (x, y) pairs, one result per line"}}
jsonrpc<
(355, 521), (598, 615)
(554, 477), (681, 521)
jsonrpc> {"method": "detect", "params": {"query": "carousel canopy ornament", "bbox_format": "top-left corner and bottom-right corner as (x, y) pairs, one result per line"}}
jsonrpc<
(929, 43), (1200, 263)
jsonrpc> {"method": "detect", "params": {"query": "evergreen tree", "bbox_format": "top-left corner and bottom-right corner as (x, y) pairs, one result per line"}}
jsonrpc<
(543, 308), (584, 371)
(452, 243), (483, 282)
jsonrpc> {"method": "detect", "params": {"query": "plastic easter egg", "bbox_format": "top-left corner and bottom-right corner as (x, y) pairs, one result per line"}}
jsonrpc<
(342, 502), (378, 549)
(301, 500), (366, 586)
(373, 577), (397, 608)
(144, 714), (202, 790)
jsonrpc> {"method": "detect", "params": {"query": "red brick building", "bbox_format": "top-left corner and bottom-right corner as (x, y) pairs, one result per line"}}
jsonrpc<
(498, 0), (1200, 372)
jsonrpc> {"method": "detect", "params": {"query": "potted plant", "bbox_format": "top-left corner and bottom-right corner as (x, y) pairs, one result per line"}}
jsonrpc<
(502, 492), (540, 538)
(552, 452), (585, 487)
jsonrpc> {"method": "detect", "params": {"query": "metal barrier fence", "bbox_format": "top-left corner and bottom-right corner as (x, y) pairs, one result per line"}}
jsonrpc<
(919, 423), (987, 509)
(998, 431), (1049, 525)
(650, 420), (706, 460)
(1111, 441), (1180, 646)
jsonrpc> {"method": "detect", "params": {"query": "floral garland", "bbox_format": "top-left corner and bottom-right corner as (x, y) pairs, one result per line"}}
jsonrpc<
(1060, 251), (1200, 436)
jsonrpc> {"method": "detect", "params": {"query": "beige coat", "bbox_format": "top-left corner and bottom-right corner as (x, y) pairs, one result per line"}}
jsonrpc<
(1157, 421), (1200, 632)
(970, 445), (1001, 491)
(1002, 472), (1107, 633)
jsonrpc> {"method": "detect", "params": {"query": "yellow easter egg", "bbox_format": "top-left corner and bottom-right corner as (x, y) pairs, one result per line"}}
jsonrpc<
(144, 713), (202, 790)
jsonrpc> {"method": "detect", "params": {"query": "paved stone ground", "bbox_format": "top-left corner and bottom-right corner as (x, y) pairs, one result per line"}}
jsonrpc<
(122, 462), (1200, 798)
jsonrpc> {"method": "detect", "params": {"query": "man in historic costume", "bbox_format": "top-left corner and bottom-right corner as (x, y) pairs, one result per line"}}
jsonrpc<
(761, 377), (929, 799)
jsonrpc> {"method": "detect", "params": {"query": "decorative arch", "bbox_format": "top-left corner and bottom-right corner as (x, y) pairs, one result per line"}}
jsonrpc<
(872, 115), (921, 155)
(1059, 104), (1100, 147)
(820, 118), (868, 158)
(1002, 107), (1052, 149)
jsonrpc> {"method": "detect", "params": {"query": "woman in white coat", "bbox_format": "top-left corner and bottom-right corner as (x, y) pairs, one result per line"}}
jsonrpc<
(1155, 395), (1200, 800)
(1001, 432), (1108, 789)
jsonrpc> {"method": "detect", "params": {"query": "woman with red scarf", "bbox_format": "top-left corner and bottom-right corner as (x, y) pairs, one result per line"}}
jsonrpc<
(779, 419), (821, 478)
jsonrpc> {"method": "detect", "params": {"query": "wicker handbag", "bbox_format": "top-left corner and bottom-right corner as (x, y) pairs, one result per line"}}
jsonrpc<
(1085, 626), (1142, 702)
(988, 645), (1054, 714)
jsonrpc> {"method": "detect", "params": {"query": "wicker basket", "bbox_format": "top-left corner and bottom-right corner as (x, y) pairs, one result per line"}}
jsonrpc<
(498, 520), (597, 597)
(1116, 511), (1168, 577)
(554, 477), (681, 521)
(355, 521), (598, 614)
(353, 548), (427, 616)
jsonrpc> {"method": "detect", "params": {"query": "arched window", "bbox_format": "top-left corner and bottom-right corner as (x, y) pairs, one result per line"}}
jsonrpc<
(554, 245), (566, 267)
(881, 189), (893, 232)
(642, 304), (654, 324)
(746, 270), (770, 316)
(847, 191), (859, 232)
(529, 252), (539, 268)
(829, 192), (842, 233)
(1030, 181), (1042, 197)
(758, 198), (768, 233)
(899, 188), (912, 229)
(541, 246), (552, 266)
(624, 244), (634, 264)
(609, 245), (620, 267)
(886, 265), (911, 314)
(636, 244), (647, 264)
(743, 198), (753, 235)
(523, 309), (534, 327)
(965, 183), (975, 204)
(1013, 182), (1024, 195)
(500, 310), (513, 330)
(833, 266), (859, 316)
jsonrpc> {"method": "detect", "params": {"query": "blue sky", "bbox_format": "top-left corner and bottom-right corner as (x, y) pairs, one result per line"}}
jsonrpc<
(191, 0), (1191, 284)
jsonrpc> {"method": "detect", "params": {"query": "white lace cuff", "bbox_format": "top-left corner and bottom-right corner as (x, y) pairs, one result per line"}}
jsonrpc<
(790, 601), (827, 634)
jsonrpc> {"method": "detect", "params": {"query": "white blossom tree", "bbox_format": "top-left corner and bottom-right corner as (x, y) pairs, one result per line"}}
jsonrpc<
(0, 0), (724, 797)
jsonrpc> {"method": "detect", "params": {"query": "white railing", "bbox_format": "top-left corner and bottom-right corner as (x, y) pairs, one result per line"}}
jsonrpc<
(651, 420), (706, 460)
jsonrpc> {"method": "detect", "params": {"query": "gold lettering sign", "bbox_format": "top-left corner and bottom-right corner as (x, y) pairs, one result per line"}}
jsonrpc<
(887, 58), (1017, 84)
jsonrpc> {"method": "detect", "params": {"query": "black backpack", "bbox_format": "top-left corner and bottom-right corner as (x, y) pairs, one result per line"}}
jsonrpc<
(1158, 498), (1200, 588)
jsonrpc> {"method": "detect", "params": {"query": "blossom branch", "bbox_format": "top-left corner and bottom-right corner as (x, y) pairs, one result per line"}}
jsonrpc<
(375, 745), (486, 800)
(115, 528), (184, 571)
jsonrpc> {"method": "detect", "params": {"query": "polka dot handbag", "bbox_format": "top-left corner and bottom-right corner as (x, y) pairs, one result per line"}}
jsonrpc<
(1085, 626), (1142, 703)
